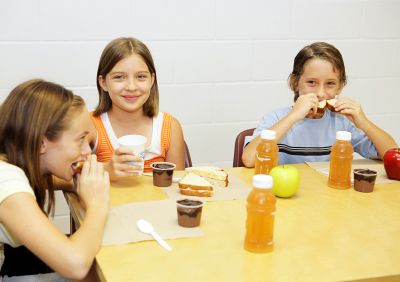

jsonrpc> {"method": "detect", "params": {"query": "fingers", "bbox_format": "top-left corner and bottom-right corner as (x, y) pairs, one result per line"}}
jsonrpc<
(110, 148), (144, 178)
(90, 154), (98, 174)
(113, 147), (142, 163)
(293, 93), (319, 118)
(335, 98), (360, 114)
(76, 154), (110, 211)
(111, 163), (143, 178)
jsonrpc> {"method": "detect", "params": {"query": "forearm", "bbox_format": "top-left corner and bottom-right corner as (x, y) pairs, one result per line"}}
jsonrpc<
(67, 207), (108, 267)
(269, 113), (299, 142)
(358, 119), (398, 159)
(242, 113), (299, 167)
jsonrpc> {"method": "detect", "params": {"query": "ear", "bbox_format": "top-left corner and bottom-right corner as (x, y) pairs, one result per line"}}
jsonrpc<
(336, 82), (345, 97)
(150, 73), (155, 88)
(40, 138), (49, 154)
(289, 74), (298, 92)
(98, 75), (108, 92)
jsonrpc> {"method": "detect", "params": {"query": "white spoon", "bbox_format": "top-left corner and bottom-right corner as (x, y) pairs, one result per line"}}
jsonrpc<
(136, 219), (172, 252)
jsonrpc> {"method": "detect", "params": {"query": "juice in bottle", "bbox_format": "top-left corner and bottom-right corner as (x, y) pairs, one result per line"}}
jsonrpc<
(328, 131), (354, 189)
(254, 130), (279, 175)
(244, 174), (276, 253)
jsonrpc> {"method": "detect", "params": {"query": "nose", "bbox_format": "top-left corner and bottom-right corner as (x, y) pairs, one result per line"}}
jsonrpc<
(81, 140), (92, 158)
(125, 77), (136, 91)
(316, 85), (326, 100)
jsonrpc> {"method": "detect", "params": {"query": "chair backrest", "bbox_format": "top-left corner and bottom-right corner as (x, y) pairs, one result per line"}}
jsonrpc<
(184, 141), (192, 168)
(233, 128), (255, 167)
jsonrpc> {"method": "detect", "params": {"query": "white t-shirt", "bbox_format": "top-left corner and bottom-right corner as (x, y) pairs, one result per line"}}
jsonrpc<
(0, 161), (35, 247)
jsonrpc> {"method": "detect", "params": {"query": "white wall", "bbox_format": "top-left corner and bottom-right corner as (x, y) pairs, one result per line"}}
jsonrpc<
(1, 0), (399, 168)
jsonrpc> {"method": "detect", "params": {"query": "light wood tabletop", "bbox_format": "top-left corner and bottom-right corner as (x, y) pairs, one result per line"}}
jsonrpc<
(66, 164), (400, 282)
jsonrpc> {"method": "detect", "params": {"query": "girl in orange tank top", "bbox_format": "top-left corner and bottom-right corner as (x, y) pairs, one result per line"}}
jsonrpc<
(91, 37), (185, 179)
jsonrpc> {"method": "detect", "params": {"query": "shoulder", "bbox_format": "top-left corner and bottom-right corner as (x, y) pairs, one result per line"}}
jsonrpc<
(0, 161), (27, 179)
(159, 112), (182, 128)
(255, 107), (291, 133)
(0, 161), (34, 203)
(261, 106), (292, 121)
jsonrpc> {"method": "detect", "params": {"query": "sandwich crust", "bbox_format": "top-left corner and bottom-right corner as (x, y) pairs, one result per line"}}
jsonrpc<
(178, 172), (214, 197)
(179, 188), (214, 197)
(72, 161), (84, 174)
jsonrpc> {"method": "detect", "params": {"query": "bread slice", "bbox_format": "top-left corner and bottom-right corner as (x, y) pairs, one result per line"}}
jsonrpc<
(178, 173), (214, 197)
(185, 166), (229, 187)
(326, 98), (337, 112)
(306, 100), (326, 119)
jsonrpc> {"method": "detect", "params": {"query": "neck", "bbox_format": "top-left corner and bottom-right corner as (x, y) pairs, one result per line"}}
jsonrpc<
(107, 106), (153, 137)
(108, 106), (146, 124)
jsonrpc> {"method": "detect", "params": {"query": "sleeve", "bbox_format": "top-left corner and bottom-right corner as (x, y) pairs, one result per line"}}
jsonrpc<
(346, 122), (379, 160)
(0, 164), (35, 204)
(245, 110), (281, 145)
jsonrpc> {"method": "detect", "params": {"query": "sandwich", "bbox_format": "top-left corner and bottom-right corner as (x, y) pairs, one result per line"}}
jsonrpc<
(72, 161), (84, 174)
(326, 98), (338, 112)
(306, 100), (326, 119)
(178, 173), (214, 197)
(306, 98), (339, 119)
(185, 166), (229, 187)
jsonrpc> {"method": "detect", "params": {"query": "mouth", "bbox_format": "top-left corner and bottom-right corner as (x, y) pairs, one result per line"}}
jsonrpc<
(123, 95), (140, 101)
(71, 161), (84, 174)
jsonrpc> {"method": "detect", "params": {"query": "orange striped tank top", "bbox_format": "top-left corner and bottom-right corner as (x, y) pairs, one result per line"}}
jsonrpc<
(90, 112), (173, 172)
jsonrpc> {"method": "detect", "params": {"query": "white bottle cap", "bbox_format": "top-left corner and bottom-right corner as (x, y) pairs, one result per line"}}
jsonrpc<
(336, 131), (351, 141)
(252, 174), (273, 189)
(260, 130), (276, 140)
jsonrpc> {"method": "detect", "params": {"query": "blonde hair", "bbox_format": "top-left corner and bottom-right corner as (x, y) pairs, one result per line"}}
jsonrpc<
(94, 37), (159, 117)
(0, 79), (85, 215)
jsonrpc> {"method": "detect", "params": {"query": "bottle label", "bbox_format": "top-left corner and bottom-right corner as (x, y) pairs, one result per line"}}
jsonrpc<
(256, 153), (271, 162)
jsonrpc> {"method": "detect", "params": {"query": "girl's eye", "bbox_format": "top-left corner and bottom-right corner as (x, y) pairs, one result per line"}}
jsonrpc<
(137, 74), (148, 80)
(327, 81), (336, 86)
(307, 81), (316, 86)
(113, 75), (124, 80)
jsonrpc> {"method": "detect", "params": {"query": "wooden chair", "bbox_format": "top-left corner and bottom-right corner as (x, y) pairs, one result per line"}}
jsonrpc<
(184, 141), (192, 168)
(233, 128), (255, 167)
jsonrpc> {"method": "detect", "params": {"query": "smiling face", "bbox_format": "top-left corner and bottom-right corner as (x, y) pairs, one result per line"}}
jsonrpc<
(296, 58), (343, 101)
(99, 53), (154, 114)
(40, 107), (92, 181)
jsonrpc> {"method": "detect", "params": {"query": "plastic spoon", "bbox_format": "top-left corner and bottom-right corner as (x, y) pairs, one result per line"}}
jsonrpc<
(136, 219), (172, 252)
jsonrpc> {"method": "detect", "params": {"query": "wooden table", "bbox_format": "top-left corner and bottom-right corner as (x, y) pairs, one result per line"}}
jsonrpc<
(66, 164), (400, 282)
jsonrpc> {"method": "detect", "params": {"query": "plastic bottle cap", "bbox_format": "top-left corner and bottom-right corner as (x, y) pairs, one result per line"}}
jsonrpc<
(336, 131), (351, 141)
(252, 174), (273, 189)
(260, 130), (276, 140)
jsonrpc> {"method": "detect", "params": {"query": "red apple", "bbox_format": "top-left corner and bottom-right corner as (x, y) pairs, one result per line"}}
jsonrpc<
(383, 148), (400, 180)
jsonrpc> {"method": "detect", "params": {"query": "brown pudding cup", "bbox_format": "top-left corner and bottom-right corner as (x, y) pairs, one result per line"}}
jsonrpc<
(151, 162), (176, 187)
(353, 169), (377, 193)
(176, 199), (204, 228)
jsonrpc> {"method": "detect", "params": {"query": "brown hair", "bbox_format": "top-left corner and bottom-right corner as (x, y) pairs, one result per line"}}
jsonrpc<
(94, 37), (159, 117)
(0, 79), (85, 215)
(288, 42), (347, 101)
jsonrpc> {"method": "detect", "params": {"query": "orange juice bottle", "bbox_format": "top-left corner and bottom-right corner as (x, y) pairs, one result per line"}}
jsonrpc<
(254, 130), (279, 175)
(244, 174), (276, 253)
(328, 131), (354, 189)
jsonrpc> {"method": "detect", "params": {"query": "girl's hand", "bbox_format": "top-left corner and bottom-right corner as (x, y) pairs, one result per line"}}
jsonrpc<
(107, 147), (144, 180)
(290, 93), (319, 121)
(76, 154), (109, 213)
(334, 97), (367, 127)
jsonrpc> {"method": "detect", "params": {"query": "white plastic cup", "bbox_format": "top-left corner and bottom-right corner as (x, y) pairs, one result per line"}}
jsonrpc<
(117, 135), (147, 175)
